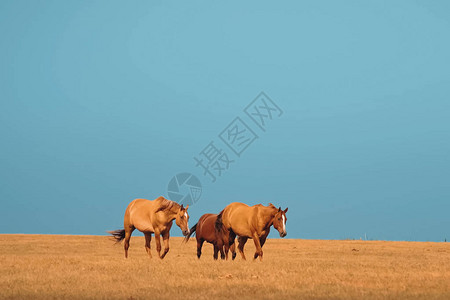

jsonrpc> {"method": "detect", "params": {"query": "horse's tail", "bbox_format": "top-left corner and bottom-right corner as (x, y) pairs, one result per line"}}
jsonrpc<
(215, 210), (225, 233)
(108, 229), (126, 243)
(183, 223), (197, 243)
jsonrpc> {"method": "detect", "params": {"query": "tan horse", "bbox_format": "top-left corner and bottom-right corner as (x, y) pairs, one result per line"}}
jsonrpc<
(216, 202), (288, 261)
(109, 196), (190, 259)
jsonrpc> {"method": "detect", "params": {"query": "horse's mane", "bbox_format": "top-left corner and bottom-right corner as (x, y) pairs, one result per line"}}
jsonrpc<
(255, 203), (277, 210)
(155, 196), (180, 213)
(215, 209), (224, 233)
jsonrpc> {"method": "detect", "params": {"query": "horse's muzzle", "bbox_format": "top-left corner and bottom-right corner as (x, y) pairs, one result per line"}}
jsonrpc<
(280, 231), (287, 238)
(182, 230), (190, 236)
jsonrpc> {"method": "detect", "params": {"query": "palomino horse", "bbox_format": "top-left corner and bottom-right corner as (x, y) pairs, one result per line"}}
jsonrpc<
(216, 202), (288, 261)
(109, 196), (190, 259)
(184, 213), (236, 260)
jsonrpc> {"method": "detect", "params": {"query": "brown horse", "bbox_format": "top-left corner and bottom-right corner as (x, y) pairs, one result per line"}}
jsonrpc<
(216, 202), (288, 261)
(184, 213), (236, 260)
(109, 196), (190, 259)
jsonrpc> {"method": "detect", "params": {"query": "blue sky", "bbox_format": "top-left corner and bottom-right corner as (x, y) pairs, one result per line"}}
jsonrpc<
(1, 1), (449, 241)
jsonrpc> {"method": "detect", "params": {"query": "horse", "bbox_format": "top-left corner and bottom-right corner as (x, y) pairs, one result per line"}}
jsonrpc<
(216, 202), (288, 261)
(109, 196), (190, 259)
(184, 213), (236, 260)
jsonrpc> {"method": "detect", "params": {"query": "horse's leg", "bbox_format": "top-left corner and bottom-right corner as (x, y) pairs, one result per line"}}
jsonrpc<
(228, 230), (236, 250)
(219, 245), (225, 260)
(216, 240), (225, 260)
(222, 239), (230, 260)
(124, 226), (135, 259)
(223, 236), (230, 260)
(144, 232), (152, 259)
(260, 233), (268, 248)
(160, 232), (170, 259)
(230, 242), (237, 260)
(196, 238), (204, 259)
(252, 233), (263, 261)
(237, 236), (248, 260)
(254, 234), (269, 260)
(155, 232), (162, 258)
(213, 244), (219, 260)
(224, 246), (228, 260)
(224, 234), (237, 260)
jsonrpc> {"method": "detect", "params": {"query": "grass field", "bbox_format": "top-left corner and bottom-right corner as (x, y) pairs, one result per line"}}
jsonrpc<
(0, 234), (449, 299)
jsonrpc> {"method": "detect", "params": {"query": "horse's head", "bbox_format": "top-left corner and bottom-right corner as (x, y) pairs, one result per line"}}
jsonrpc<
(175, 204), (190, 236)
(272, 207), (288, 237)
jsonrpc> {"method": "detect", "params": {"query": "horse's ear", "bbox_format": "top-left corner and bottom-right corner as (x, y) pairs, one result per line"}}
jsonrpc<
(278, 207), (281, 212)
(180, 204), (184, 210)
(284, 207), (288, 213)
(185, 205), (189, 210)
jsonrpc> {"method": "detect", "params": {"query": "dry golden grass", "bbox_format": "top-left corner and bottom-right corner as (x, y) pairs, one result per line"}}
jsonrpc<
(0, 234), (449, 299)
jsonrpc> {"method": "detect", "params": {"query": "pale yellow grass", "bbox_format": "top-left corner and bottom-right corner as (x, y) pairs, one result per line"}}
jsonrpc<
(0, 234), (449, 299)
